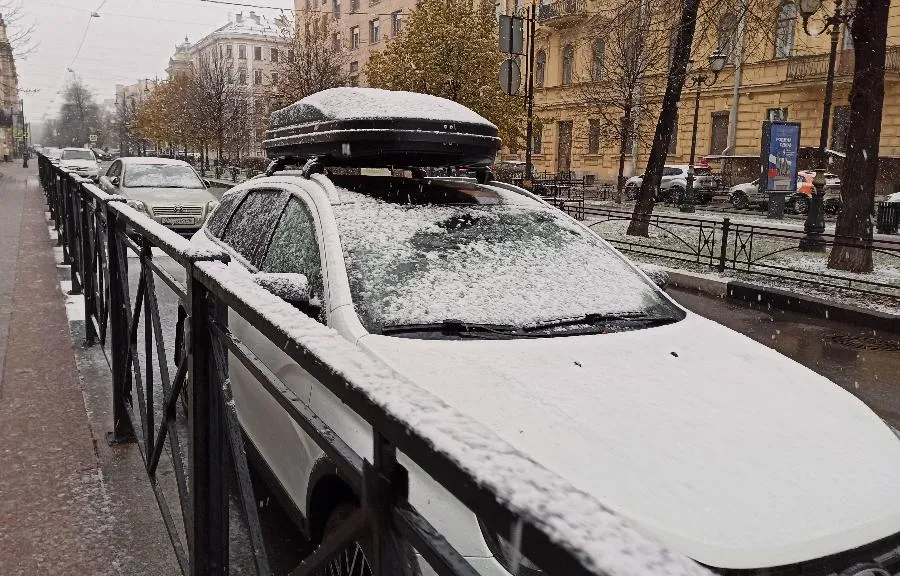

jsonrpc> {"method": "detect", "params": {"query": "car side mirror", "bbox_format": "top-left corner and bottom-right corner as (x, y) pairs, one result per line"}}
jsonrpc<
(110, 176), (120, 186)
(253, 272), (310, 307)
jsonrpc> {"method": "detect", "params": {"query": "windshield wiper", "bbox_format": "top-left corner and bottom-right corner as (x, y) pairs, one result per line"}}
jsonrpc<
(381, 319), (520, 337)
(524, 312), (679, 332)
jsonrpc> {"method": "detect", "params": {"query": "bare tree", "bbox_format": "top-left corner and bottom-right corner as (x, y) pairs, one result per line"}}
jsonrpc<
(57, 78), (101, 146)
(271, 9), (347, 109)
(1, 1), (36, 58)
(193, 46), (241, 164)
(571, 0), (669, 201)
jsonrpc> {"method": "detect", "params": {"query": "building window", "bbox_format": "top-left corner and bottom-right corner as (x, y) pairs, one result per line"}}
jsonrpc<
(271, 72), (279, 85)
(391, 11), (403, 36)
(535, 49), (546, 87)
(668, 113), (678, 154)
(495, 0), (502, 19)
(238, 44), (247, 59)
(351, 26), (360, 49)
(591, 40), (604, 81)
(533, 128), (543, 154)
(333, 0), (341, 18)
(350, 61), (359, 73)
(350, 75), (359, 87)
(238, 69), (247, 84)
(332, 32), (341, 51)
(254, 70), (262, 85)
(587, 120), (602, 154)
(226, 44), (233, 59)
(774, 2), (796, 59)
(369, 19), (380, 43)
(561, 44), (574, 85)
(766, 107), (788, 121)
(831, 105), (851, 152)
(842, 0), (855, 49)
(254, 46), (262, 60)
(271, 48), (279, 62)
(718, 13), (738, 61)
(351, 0), (359, 11)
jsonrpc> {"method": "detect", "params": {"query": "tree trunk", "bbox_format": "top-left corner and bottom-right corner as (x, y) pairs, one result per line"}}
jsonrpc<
(626, 0), (700, 236)
(827, 0), (889, 273)
(616, 113), (631, 204)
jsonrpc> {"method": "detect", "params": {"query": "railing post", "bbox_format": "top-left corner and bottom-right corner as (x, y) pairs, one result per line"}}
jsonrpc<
(79, 183), (97, 345)
(365, 432), (416, 576)
(58, 174), (69, 255)
(188, 265), (229, 576)
(718, 217), (730, 273)
(105, 204), (136, 445)
(65, 176), (83, 294)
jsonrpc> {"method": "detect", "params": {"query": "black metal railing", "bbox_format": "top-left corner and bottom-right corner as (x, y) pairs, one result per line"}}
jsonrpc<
(537, 0), (582, 21)
(36, 153), (709, 576)
(572, 204), (900, 301)
(786, 46), (900, 81)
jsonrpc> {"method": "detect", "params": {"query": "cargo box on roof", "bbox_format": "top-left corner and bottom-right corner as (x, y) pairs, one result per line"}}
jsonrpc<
(263, 88), (501, 168)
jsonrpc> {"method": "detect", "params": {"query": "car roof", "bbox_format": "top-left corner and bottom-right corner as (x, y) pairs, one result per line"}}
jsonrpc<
(118, 157), (192, 167)
(62, 147), (92, 152)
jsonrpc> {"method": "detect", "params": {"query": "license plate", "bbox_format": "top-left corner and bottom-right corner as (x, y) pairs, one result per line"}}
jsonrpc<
(160, 217), (195, 226)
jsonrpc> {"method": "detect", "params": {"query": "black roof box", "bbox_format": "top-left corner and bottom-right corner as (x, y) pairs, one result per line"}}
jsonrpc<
(264, 88), (501, 168)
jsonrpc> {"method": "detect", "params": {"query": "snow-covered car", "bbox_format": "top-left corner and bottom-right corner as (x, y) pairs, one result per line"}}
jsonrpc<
(887, 191), (900, 203)
(190, 89), (900, 576)
(625, 164), (719, 204)
(98, 157), (218, 235)
(58, 147), (101, 181)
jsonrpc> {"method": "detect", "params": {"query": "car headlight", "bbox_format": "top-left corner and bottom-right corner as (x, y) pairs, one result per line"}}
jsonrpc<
(126, 199), (149, 214)
(478, 520), (544, 575)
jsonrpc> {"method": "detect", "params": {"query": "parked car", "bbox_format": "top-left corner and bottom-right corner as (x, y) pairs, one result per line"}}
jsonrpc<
(887, 191), (900, 203)
(91, 148), (114, 161)
(729, 172), (840, 214)
(58, 147), (101, 181)
(625, 164), (720, 204)
(190, 89), (900, 576)
(98, 157), (218, 235)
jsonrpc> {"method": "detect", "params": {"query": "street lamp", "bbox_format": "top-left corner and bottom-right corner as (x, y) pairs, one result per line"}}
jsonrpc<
(680, 50), (727, 213)
(797, 0), (850, 251)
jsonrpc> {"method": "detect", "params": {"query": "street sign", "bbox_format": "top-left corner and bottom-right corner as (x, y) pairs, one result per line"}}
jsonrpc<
(759, 121), (801, 192)
(89, 134), (98, 143)
(498, 15), (525, 55)
(499, 58), (521, 96)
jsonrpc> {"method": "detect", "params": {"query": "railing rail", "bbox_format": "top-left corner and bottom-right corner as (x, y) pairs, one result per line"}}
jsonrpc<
(537, 0), (582, 21)
(36, 152), (709, 576)
(786, 46), (900, 81)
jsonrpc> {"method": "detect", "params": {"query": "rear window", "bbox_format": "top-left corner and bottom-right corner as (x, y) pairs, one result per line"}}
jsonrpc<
(205, 190), (244, 238)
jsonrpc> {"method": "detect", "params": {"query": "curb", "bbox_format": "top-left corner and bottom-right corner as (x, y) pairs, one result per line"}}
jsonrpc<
(663, 267), (900, 333)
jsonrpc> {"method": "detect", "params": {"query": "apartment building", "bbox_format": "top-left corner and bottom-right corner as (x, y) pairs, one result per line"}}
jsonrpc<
(0, 15), (20, 159)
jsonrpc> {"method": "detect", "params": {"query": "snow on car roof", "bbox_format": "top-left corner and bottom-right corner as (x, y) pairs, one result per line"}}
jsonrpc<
(271, 87), (495, 128)
(119, 157), (192, 166)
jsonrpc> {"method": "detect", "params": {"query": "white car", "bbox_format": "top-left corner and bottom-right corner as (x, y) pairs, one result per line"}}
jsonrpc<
(98, 157), (218, 235)
(625, 164), (719, 204)
(886, 192), (900, 203)
(192, 171), (900, 576)
(58, 147), (101, 181)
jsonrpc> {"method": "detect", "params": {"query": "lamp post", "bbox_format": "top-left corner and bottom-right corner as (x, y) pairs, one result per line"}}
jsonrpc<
(680, 50), (727, 213)
(797, 0), (850, 251)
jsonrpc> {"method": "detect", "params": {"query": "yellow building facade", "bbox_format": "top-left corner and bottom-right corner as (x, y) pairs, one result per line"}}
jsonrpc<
(524, 1), (900, 193)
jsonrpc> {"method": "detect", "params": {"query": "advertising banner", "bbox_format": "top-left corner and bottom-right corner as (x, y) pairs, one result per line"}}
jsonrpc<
(759, 121), (801, 192)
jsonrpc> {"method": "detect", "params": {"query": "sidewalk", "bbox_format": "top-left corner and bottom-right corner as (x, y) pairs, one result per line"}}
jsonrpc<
(0, 164), (177, 575)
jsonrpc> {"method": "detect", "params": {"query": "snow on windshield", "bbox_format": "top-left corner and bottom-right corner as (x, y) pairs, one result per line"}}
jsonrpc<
(61, 149), (95, 161)
(124, 164), (205, 189)
(333, 189), (675, 332)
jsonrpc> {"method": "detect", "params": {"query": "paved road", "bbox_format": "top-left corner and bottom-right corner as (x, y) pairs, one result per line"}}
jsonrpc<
(669, 287), (900, 429)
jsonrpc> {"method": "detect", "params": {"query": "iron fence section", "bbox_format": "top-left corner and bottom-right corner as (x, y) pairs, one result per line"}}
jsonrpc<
(36, 153), (709, 576)
(573, 204), (900, 301)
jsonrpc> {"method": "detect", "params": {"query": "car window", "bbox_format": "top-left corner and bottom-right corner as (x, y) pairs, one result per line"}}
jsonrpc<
(260, 198), (325, 321)
(123, 164), (204, 188)
(106, 161), (121, 178)
(61, 149), (95, 161)
(220, 189), (287, 266)
(205, 190), (244, 239)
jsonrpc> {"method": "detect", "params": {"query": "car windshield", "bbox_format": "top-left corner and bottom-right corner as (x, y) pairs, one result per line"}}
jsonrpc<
(694, 167), (712, 175)
(61, 149), (94, 161)
(123, 164), (204, 188)
(331, 179), (684, 337)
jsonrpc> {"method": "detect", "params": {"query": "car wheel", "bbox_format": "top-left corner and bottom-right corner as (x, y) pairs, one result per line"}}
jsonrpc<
(793, 196), (810, 215)
(316, 504), (373, 576)
(731, 192), (749, 210)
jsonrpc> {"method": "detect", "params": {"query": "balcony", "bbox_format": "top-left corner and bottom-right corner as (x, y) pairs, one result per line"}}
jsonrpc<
(786, 46), (900, 81)
(537, 0), (583, 27)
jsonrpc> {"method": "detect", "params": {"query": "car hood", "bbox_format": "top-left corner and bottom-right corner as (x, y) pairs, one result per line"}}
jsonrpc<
(122, 187), (216, 205)
(358, 314), (900, 570)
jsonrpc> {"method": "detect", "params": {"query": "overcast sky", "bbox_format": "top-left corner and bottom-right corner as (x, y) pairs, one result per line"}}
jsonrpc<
(17, 0), (294, 123)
